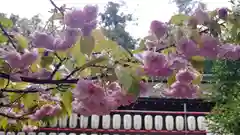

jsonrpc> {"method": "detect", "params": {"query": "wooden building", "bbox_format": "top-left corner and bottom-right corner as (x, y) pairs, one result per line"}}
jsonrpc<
(0, 97), (216, 135)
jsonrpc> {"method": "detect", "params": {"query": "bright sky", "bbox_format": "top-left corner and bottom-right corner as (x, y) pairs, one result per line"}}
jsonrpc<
(0, 0), (231, 38)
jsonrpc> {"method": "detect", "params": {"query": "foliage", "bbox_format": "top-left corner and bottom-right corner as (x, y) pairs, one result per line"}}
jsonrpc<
(171, 0), (206, 15)
(0, 0), (238, 133)
(206, 1), (240, 134)
(207, 60), (240, 134)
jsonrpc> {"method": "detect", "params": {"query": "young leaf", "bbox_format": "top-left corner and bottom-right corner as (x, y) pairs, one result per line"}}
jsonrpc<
(80, 56), (107, 70)
(0, 117), (8, 130)
(170, 14), (190, 25)
(40, 56), (54, 68)
(22, 93), (39, 109)
(115, 65), (133, 90)
(60, 91), (72, 116)
(80, 36), (95, 55)
(0, 34), (7, 43)
(0, 17), (13, 28)
(92, 29), (118, 52)
(15, 34), (28, 49)
(192, 71), (203, 84)
(191, 56), (205, 73)
(0, 79), (7, 88)
(127, 78), (140, 95)
(70, 39), (86, 66)
(167, 72), (176, 87)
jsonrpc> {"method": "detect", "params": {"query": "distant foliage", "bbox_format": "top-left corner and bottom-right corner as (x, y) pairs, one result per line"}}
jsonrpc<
(99, 1), (137, 49)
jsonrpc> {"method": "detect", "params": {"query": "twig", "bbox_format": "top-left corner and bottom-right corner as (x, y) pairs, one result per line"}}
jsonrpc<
(49, 0), (64, 16)
(0, 24), (17, 49)
(156, 44), (175, 52)
(64, 67), (82, 80)
(49, 57), (67, 79)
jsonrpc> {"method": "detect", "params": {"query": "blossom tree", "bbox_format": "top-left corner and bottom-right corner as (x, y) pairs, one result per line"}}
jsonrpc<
(0, 0), (236, 132)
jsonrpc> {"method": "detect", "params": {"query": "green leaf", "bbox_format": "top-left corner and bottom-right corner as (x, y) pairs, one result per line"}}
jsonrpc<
(0, 79), (7, 88)
(92, 29), (131, 60)
(80, 36), (95, 55)
(170, 14), (190, 25)
(191, 56), (205, 73)
(0, 34), (7, 43)
(60, 91), (72, 116)
(115, 65), (133, 91)
(167, 72), (176, 87)
(127, 78), (140, 95)
(40, 56), (54, 68)
(81, 56), (107, 70)
(15, 34), (28, 48)
(0, 117), (8, 130)
(0, 17), (13, 28)
(92, 29), (118, 51)
(71, 39), (86, 66)
(8, 93), (20, 103)
(22, 93), (39, 109)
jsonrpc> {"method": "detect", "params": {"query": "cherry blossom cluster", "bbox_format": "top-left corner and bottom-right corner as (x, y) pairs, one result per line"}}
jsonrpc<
(140, 7), (237, 98)
(29, 104), (62, 120)
(31, 5), (98, 51)
(3, 49), (38, 69)
(164, 69), (199, 98)
(71, 79), (147, 116)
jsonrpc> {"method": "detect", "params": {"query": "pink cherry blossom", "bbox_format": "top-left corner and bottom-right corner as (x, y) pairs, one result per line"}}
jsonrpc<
(176, 69), (196, 84)
(4, 49), (38, 69)
(177, 38), (199, 58)
(164, 81), (196, 98)
(199, 35), (220, 59)
(168, 55), (188, 71)
(218, 44), (240, 60)
(4, 51), (22, 68)
(73, 79), (105, 102)
(64, 9), (85, 28)
(193, 8), (210, 25)
(150, 20), (167, 39)
(143, 51), (173, 76)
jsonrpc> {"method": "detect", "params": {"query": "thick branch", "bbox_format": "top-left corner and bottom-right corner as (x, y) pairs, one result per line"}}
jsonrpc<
(0, 87), (55, 93)
(0, 72), (100, 84)
(0, 112), (26, 120)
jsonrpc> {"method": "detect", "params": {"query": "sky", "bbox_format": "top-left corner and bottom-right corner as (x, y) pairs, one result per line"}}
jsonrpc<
(0, 0), (231, 38)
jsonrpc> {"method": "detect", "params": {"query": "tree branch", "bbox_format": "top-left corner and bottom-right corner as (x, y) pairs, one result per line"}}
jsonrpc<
(0, 24), (17, 49)
(0, 112), (27, 120)
(49, 0), (64, 16)
(0, 87), (55, 93)
(156, 44), (175, 52)
(0, 72), (99, 84)
(49, 57), (67, 79)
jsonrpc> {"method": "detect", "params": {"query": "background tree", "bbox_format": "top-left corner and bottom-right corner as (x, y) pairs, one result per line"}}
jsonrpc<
(171, 0), (206, 15)
(99, 1), (138, 49)
(206, 1), (240, 134)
